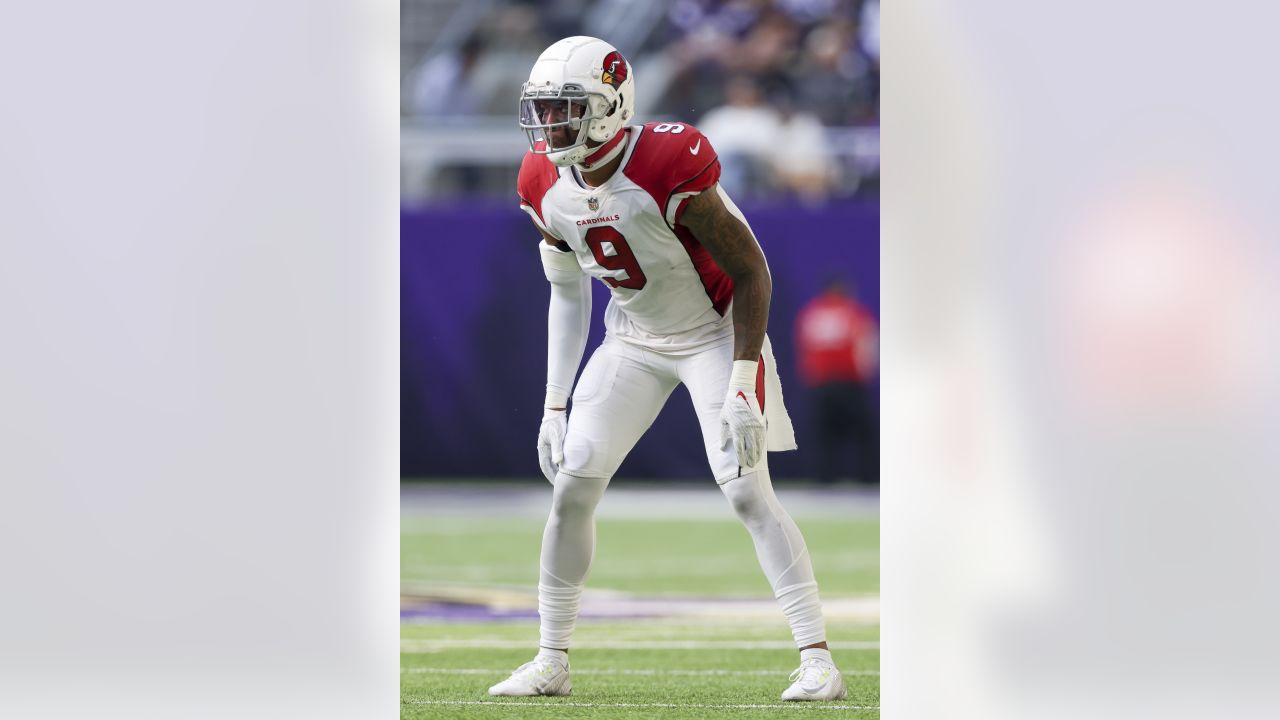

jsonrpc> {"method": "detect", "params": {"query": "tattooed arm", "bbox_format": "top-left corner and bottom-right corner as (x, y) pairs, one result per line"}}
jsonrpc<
(679, 184), (771, 361)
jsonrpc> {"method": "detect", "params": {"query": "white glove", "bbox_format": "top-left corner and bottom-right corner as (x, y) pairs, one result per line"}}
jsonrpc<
(719, 359), (766, 469)
(537, 408), (567, 484)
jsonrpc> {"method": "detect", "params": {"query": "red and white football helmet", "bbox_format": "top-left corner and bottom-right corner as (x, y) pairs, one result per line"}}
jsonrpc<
(519, 36), (636, 167)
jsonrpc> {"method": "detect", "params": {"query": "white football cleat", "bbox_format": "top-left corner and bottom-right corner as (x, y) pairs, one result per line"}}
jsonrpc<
(488, 658), (572, 697)
(780, 657), (847, 701)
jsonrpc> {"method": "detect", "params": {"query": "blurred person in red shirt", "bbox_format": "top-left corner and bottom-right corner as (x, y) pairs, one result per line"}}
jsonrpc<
(795, 278), (879, 484)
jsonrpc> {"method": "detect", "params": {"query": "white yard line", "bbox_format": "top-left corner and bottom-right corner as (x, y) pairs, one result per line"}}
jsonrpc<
(403, 667), (879, 676)
(401, 639), (879, 650)
(404, 699), (878, 710)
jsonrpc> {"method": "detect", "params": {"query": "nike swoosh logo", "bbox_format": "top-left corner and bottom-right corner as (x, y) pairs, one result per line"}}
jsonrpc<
(689, 139), (701, 155)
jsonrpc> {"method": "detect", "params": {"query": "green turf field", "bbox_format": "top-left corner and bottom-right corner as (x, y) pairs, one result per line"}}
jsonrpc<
(402, 487), (879, 718)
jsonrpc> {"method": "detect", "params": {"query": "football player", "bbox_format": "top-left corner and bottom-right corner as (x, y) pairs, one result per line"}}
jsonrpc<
(487, 36), (847, 702)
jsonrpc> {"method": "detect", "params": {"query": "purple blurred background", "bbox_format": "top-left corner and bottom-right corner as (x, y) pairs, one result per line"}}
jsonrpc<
(402, 199), (878, 479)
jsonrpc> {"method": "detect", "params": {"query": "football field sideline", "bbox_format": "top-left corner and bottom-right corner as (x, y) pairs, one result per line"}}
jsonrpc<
(401, 482), (879, 521)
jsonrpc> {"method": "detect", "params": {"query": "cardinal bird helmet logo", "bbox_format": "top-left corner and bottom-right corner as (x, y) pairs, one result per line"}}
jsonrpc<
(600, 51), (627, 90)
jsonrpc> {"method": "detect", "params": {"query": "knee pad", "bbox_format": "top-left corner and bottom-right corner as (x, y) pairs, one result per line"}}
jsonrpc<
(550, 473), (608, 519)
(720, 472), (773, 528)
(560, 419), (626, 481)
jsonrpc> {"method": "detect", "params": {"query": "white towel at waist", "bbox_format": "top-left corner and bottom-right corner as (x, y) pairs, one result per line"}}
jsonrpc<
(761, 334), (797, 452)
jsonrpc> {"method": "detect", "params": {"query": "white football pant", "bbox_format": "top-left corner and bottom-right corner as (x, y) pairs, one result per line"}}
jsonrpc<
(538, 338), (827, 649)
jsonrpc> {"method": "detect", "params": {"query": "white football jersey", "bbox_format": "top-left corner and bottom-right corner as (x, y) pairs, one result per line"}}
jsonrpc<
(519, 122), (742, 354)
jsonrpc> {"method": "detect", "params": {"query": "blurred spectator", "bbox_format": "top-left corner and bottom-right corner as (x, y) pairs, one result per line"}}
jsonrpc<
(733, 7), (802, 82)
(409, 35), (486, 118)
(795, 277), (879, 484)
(767, 92), (836, 202)
(660, 1), (769, 122)
(699, 75), (781, 196)
(789, 17), (877, 125)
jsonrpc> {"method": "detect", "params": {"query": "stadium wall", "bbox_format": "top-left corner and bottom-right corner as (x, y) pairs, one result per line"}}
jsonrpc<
(402, 201), (879, 480)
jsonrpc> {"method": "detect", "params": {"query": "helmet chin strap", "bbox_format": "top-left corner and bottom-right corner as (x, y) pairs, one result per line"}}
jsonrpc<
(575, 129), (627, 172)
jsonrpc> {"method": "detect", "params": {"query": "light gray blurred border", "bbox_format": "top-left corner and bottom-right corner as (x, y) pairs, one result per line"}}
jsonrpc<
(884, 2), (1280, 718)
(0, 2), (399, 718)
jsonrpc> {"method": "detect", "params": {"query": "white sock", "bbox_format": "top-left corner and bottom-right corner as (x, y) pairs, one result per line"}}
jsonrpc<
(538, 472), (610, 649)
(719, 466), (828, 648)
(536, 647), (569, 667)
(776, 580), (826, 646)
(800, 647), (834, 665)
(537, 580), (582, 650)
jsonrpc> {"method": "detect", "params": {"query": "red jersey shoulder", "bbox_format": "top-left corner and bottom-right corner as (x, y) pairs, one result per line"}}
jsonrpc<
(624, 122), (721, 204)
(635, 121), (715, 155)
(517, 148), (560, 222)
